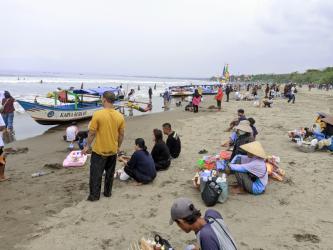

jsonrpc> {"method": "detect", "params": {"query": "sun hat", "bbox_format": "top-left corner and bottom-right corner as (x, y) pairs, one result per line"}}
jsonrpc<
(240, 141), (267, 159)
(316, 112), (328, 118)
(322, 116), (333, 126)
(234, 120), (253, 133)
(169, 197), (195, 225)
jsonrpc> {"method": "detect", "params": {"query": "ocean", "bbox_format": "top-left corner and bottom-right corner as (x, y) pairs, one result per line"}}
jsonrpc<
(0, 73), (206, 140)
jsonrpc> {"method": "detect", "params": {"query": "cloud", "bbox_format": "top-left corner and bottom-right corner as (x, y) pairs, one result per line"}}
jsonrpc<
(0, 0), (332, 76)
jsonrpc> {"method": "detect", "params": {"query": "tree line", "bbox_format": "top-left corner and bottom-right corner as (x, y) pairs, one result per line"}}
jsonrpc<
(210, 67), (333, 84)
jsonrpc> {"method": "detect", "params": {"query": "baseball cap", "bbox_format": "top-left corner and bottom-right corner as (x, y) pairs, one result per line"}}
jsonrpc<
(169, 197), (195, 225)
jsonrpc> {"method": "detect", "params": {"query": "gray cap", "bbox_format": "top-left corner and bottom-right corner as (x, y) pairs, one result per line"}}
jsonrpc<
(169, 197), (194, 225)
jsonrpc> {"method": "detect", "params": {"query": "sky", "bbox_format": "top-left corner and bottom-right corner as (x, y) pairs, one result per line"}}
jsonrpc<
(0, 0), (332, 77)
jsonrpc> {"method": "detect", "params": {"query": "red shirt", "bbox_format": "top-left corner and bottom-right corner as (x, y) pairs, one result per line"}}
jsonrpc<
(2, 98), (15, 113)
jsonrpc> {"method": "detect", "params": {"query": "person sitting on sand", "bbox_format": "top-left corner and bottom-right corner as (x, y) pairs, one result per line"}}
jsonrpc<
(222, 119), (254, 151)
(316, 116), (333, 139)
(248, 118), (258, 139)
(262, 96), (273, 108)
(230, 120), (254, 161)
(314, 112), (330, 132)
(77, 131), (88, 150)
(221, 141), (268, 195)
(151, 129), (171, 171)
(65, 123), (79, 149)
(169, 197), (237, 250)
(117, 138), (156, 184)
(162, 123), (181, 158)
(226, 109), (247, 132)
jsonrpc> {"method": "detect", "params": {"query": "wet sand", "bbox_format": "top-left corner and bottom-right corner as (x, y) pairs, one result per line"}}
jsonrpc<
(1, 88), (333, 250)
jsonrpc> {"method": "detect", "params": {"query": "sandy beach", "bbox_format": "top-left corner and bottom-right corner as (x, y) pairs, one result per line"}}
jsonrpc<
(1, 88), (333, 250)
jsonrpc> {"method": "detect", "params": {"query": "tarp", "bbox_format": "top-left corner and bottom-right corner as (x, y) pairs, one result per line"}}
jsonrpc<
(73, 87), (119, 96)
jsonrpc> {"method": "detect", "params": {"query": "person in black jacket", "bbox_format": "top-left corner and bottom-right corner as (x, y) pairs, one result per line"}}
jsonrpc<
(230, 120), (254, 161)
(162, 123), (181, 158)
(118, 138), (156, 184)
(151, 129), (171, 171)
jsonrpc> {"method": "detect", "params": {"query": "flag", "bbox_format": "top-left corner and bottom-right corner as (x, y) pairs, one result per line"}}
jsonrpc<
(225, 64), (230, 80)
(222, 66), (226, 78)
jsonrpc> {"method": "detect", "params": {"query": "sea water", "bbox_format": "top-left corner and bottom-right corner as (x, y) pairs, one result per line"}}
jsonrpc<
(0, 73), (205, 140)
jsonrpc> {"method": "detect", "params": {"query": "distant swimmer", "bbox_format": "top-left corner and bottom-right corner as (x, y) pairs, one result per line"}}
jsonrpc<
(154, 84), (157, 90)
(138, 85), (140, 91)
(40, 80), (43, 84)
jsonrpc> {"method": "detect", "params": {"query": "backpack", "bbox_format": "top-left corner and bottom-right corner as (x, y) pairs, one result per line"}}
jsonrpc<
(197, 216), (238, 250)
(201, 178), (221, 206)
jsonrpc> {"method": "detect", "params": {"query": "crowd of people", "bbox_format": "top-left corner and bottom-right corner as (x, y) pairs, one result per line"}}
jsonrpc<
(81, 91), (181, 200)
(2, 80), (331, 249)
(288, 112), (333, 152)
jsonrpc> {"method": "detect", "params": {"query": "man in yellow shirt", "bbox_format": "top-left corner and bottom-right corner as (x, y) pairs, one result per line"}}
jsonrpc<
(82, 91), (125, 201)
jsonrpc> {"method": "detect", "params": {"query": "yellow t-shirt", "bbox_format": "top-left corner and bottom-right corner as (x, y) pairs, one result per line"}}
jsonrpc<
(89, 108), (125, 156)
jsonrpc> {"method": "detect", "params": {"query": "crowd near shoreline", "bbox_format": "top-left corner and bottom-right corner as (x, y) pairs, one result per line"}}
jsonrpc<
(0, 84), (333, 250)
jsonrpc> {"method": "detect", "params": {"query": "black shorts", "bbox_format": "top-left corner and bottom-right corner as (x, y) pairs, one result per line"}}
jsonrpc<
(217, 100), (221, 108)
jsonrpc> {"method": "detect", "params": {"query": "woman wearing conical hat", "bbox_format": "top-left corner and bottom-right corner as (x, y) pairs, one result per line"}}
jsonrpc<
(229, 120), (254, 161)
(222, 141), (268, 195)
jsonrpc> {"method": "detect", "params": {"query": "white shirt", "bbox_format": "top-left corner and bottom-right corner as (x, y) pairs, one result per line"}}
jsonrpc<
(66, 126), (78, 142)
(0, 115), (5, 147)
(291, 87), (295, 94)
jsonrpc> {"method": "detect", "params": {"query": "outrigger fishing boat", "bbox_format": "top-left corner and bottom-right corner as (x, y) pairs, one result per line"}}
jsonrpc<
(17, 87), (152, 125)
(169, 84), (219, 97)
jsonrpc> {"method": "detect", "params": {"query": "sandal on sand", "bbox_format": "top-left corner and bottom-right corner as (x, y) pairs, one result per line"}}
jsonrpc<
(198, 149), (208, 154)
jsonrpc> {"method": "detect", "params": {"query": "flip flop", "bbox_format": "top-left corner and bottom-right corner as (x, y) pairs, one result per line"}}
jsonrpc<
(198, 149), (208, 154)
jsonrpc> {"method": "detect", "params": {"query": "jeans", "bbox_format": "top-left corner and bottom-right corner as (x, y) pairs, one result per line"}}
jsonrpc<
(2, 112), (14, 130)
(89, 152), (117, 200)
(287, 94), (295, 103)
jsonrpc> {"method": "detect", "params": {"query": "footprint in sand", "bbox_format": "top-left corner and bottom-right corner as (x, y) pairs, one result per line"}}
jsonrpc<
(284, 177), (295, 186)
(100, 239), (113, 250)
(142, 208), (158, 218)
(278, 198), (290, 206)
(159, 179), (174, 188)
(293, 233), (320, 243)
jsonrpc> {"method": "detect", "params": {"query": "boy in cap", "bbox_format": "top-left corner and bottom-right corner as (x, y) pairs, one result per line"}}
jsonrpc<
(170, 197), (237, 250)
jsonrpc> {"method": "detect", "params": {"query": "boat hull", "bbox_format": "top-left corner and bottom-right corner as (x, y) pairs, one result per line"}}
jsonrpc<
(17, 100), (102, 125)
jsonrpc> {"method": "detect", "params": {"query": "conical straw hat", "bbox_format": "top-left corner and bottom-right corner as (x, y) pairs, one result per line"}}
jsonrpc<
(234, 120), (253, 133)
(240, 141), (267, 159)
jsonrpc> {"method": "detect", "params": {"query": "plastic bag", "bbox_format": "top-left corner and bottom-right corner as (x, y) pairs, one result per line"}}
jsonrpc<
(201, 179), (221, 206)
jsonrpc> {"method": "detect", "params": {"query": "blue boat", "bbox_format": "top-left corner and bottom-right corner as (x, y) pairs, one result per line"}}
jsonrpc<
(17, 87), (121, 125)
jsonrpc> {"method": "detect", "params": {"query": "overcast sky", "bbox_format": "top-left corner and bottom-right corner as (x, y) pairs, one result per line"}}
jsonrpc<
(0, 0), (332, 77)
